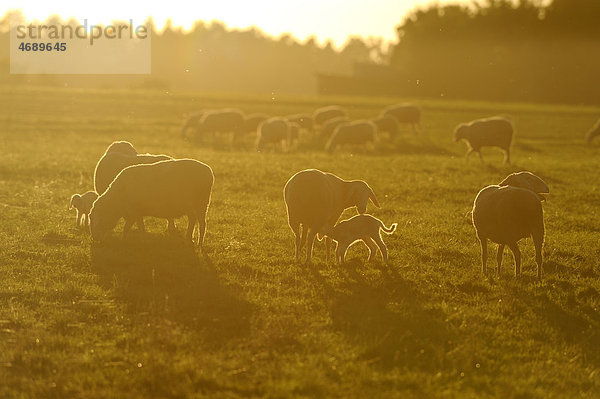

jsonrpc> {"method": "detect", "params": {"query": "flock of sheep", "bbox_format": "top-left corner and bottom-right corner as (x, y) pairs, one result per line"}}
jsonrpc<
(68, 103), (600, 280)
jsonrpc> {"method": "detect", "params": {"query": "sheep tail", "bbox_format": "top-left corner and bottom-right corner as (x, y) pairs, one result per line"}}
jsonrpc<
(380, 222), (397, 234)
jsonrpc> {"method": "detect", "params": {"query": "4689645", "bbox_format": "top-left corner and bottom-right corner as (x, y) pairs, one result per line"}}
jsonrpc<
(18, 42), (67, 52)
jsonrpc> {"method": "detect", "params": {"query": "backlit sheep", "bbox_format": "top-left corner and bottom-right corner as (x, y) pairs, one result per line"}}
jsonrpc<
(90, 159), (214, 250)
(286, 114), (314, 133)
(181, 111), (204, 139)
(381, 104), (421, 135)
(472, 171), (548, 279)
(195, 108), (245, 141)
(372, 116), (400, 139)
(454, 116), (514, 164)
(326, 120), (377, 152)
(105, 141), (138, 156)
(284, 169), (380, 263)
(256, 117), (292, 152)
(313, 105), (347, 126)
(243, 113), (269, 134)
(319, 116), (350, 141)
(69, 191), (99, 227)
(586, 119), (600, 144)
(320, 214), (397, 264)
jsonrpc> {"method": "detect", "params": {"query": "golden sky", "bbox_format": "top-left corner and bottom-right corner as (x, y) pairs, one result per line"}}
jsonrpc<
(2, 0), (468, 46)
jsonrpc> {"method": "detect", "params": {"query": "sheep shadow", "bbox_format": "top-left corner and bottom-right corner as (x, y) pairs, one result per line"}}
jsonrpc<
(307, 261), (456, 371)
(90, 233), (252, 345)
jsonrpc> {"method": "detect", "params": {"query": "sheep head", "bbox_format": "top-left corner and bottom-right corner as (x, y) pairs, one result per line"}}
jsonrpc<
(586, 122), (600, 144)
(348, 180), (380, 214)
(453, 124), (467, 142)
(499, 171), (549, 201)
(69, 194), (81, 210)
(106, 141), (137, 156)
(89, 198), (120, 241)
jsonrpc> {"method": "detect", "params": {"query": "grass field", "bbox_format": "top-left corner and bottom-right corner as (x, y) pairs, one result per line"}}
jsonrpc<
(1, 86), (600, 398)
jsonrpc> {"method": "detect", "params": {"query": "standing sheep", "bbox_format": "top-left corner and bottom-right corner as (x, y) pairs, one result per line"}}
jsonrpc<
(256, 117), (292, 152)
(284, 169), (380, 263)
(381, 104), (421, 135)
(181, 111), (204, 139)
(472, 171), (548, 279)
(454, 116), (514, 164)
(243, 113), (269, 134)
(195, 108), (245, 141)
(69, 191), (99, 227)
(585, 119), (600, 144)
(372, 116), (400, 139)
(90, 159), (214, 250)
(326, 120), (377, 152)
(313, 105), (347, 126)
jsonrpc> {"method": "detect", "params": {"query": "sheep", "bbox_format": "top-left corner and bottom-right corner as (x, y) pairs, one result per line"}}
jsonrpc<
(372, 116), (400, 139)
(320, 214), (397, 264)
(284, 169), (380, 263)
(313, 105), (347, 126)
(319, 116), (350, 141)
(289, 122), (301, 145)
(381, 104), (421, 135)
(243, 113), (269, 134)
(181, 111), (204, 139)
(105, 140), (138, 156)
(326, 120), (377, 152)
(256, 117), (292, 152)
(454, 116), (514, 164)
(286, 113), (314, 133)
(89, 159), (214, 250)
(69, 191), (99, 227)
(195, 108), (245, 141)
(472, 172), (548, 279)
(585, 119), (600, 144)
(499, 171), (549, 201)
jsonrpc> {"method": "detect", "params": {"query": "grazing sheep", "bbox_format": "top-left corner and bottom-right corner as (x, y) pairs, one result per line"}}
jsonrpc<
(286, 114), (314, 133)
(181, 111), (204, 139)
(320, 214), (397, 264)
(472, 181), (546, 279)
(586, 119), (600, 144)
(69, 191), (99, 227)
(90, 159), (214, 250)
(243, 113), (269, 134)
(195, 108), (245, 141)
(381, 104), (421, 134)
(319, 116), (350, 141)
(454, 116), (514, 164)
(284, 169), (380, 263)
(105, 141), (138, 156)
(326, 120), (377, 152)
(289, 122), (301, 144)
(499, 171), (549, 200)
(372, 116), (400, 139)
(256, 117), (292, 152)
(313, 105), (347, 126)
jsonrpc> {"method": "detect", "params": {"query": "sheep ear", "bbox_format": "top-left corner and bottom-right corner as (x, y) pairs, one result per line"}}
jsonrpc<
(369, 189), (380, 208)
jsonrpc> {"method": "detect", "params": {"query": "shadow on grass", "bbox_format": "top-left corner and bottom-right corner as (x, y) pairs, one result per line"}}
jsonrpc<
(307, 261), (456, 372)
(90, 233), (252, 345)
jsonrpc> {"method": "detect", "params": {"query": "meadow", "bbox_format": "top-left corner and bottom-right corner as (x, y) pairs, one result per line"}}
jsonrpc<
(1, 85), (600, 398)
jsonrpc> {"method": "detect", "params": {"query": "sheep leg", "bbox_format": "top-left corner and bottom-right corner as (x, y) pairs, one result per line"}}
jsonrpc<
(167, 219), (177, 232)
(479, 237), (488, 274)
(290, 222), (302, 261)
(532, 233), (543, 280)
(305, 230), (317, 264)
(465, 148), (473, 162)
(363, 237), (378, 261)
(197, 212), (208, 250)
(186, 213), (197, 244)
(137, 218), (146, 233)
(477, 151), (484, 163)
(123, 219), (135, 238)
(84, 213), (90, 226)
(337, 241), (349, 264)
(508, 242), (521, 277)
(325, 237), (333, 264)
(496, 244), (504, 276)
(373, 233), (389, 263)
(504, 149), (511, 165)
(76, 210), (81, 227)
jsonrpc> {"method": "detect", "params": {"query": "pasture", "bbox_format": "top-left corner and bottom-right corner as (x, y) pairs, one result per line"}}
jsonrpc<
(1, 86), (600, 398)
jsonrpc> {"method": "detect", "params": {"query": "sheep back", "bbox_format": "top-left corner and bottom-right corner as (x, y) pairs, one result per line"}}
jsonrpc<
(326, 120), (377, 151)
(382, 104), (421, 124)
(105, 141), (138, 156)
(455, 117), (513, 151)
(196, 108), (245, 137)
(313, 106), (347, 126)
(256, 117), (291, 149)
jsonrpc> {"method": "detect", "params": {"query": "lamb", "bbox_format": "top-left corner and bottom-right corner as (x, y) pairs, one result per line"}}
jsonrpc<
(381, 104), (421, 135)
(472, 171), (548, 279)
(319, 116), (350, 141)
(286, 114), (314, 133)
(372, 116), (400, 139)
(585, 119), (600, 144)
(313, 105), (347, 126)
(320, 214), (397, 264)
(69, 191), (99, 227)
(284, 169), (380, 263)
(454, 116), (514, 164)
(181, 111), (204, 139)
(89, 159), (214, 250)
(195, 108), (245, 141)
(256, 117), (292, 152)
(326, 120), (377, 152)
(243, 113), (269, 134)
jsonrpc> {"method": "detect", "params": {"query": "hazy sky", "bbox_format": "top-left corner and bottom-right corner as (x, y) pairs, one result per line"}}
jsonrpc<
(3, 0), (468, 47)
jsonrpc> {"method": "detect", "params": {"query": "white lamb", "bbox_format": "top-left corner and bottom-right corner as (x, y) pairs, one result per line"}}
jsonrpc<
(69, 191), (99, 227)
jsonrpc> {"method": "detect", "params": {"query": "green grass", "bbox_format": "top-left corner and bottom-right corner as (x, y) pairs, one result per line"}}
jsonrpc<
(1, 86), (600, 398)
